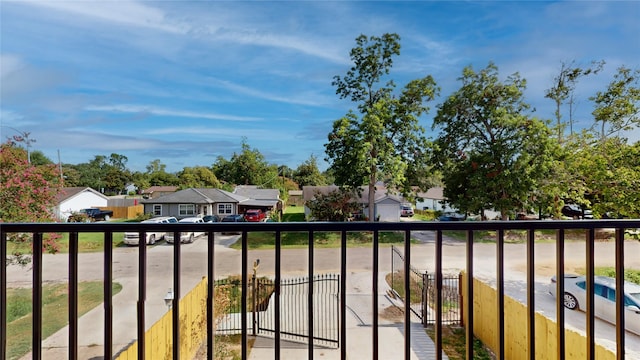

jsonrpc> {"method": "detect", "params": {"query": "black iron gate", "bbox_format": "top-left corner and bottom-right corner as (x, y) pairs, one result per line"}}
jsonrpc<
(256, 274), (340, 347)
(391, 245), (461, 326)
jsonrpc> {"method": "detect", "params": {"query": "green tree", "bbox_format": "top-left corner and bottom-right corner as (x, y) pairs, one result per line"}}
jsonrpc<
(293, 155), (327, 187)
(545, 60), (604, 140)
(590, 66), (640, 141)
(326, 33), (439, 221)
(212, 139), (278, 187)
(144, 159), (179, 186)
(432, 63), (554, 219)
(1, 141), (62, 264)
(29, 150), (54, 166)
(573, 138), (640, 218)
(306, 188), (361, 221)
(178, 166), (220, 188)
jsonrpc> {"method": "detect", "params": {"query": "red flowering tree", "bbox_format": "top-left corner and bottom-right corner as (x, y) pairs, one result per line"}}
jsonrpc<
(1, 141), (62, 264)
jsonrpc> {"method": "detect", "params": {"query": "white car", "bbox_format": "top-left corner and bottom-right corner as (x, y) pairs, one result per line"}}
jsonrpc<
(123, 216), (178, 245)
(165, 217), (205, 244)
(549, 274), (640, 335)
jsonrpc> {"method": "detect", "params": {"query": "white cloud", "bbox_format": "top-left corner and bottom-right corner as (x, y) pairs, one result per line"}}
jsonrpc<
(20, 0), (187, 34)
(85, 104), (262, 122)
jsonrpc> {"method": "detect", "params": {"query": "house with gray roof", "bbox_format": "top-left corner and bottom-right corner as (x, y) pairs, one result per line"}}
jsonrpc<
(142, 187), (280, 219)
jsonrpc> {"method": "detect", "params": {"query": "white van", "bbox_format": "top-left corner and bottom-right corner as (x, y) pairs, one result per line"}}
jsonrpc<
(123, 216), (178, 245)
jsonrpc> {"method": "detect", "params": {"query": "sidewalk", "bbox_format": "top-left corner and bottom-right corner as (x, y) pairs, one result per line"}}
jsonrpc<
(248, 272), (448, 360)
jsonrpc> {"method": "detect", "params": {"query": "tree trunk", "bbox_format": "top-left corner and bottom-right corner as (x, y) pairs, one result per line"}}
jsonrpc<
(368, 170), (376, 222)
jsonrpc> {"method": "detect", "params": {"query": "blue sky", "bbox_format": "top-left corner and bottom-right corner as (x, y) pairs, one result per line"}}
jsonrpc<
(1, 1), (639, 173)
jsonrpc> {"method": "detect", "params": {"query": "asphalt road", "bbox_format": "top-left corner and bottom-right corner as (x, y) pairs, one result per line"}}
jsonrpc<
(6, 231), (640, 358)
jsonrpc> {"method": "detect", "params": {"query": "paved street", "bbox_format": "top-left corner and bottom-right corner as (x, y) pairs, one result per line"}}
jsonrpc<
(6, 231), (640, 359)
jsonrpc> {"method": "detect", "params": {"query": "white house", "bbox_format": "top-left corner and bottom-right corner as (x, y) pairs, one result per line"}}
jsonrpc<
(55, 187), (109, 221)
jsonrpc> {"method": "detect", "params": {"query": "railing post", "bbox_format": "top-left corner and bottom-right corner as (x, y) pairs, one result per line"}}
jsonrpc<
(252, 270), (257, 336)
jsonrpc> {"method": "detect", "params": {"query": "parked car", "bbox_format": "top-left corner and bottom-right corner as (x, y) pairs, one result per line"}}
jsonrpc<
(549, 274), (640, 335)
(221, 214), (245, 234)
(203, 215), (220, 223)
(438, 212), (466, 221)
(68, 208), (114, 222)
(561, 204), (593, 219)
(400, 205), (414, 217)
(123, 216), (178, 246)
(165, 217), (205, 244)
(244, 209), (266, 222)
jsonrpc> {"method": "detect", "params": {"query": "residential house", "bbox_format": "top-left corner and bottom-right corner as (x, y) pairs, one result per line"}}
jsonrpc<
(141, 186), (178, 199)
(55, 187), (109, 221)
(302, 185), (405, 222)
(142, 187), (279, 219)
(415, 187), (453, 212)
(233, 185), (282, 215)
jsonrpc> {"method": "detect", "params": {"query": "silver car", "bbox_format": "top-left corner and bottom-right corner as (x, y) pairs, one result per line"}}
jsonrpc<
(549, 274), (640, 335)
(165, 217), (205, 244)
(123, 216), (178, 245)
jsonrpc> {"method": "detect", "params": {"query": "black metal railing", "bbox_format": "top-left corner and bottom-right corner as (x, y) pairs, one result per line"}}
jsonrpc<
(2, 219), (639, 360)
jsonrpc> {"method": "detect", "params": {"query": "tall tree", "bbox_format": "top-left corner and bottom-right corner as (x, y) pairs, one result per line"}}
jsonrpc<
(590, 66), (640, 141)
(432, 63), (554, 219)
(178, 166), (220, 188)
(293, 155), (327, 187)
(144, 159), (179, 186)
(545, 60), (604, 140)
(326, 33), (439, 221)
(212, 138), (277, 187)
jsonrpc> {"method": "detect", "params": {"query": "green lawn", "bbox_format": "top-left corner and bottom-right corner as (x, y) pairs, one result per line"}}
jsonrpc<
(6, 281), (123, 360)
(6, 231), (126, 255)
(230, 230), (410, 250)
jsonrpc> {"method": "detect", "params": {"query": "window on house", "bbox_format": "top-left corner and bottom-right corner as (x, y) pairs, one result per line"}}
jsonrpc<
(218, 203), (232, 215)
(179, 204), (195, 216)
(153, 205), (162, 216)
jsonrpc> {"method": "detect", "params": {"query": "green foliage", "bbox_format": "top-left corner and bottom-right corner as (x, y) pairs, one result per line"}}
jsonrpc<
(178, 166), (220, 189)
(6, 282), (122, 360)
(326, 33), (439, 221)
(306, 188), (362, 221)
(293, 155), (327, 187)
(545, 60), (604, 140)
(212, 138), (278, 187)
(591, 66), (640, 141)
(432, 63), (554, 219)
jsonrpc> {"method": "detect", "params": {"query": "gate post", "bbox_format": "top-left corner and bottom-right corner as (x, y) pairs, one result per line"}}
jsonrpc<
(252, 259), (260, 336)
(422, 271), (428, 327)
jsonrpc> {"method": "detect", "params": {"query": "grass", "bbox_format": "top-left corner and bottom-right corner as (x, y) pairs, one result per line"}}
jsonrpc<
(574, 267), (640, 285)
(6, 232), (126, 255)
(444, 228), (620, 243)
(282, 205), (305, 222)
(385, 271), (423, 304)
(6, 281), (123, 360)
(230, 230), (409, 250)
(425, 326), (494, 360)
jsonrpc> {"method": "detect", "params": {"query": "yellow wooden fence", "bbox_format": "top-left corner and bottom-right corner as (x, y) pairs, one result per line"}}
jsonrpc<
(461, 273), (616, 359)
(115, 277), (208, 360)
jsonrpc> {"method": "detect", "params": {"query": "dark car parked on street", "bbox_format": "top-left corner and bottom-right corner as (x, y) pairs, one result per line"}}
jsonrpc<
(221, 214), (245, 234)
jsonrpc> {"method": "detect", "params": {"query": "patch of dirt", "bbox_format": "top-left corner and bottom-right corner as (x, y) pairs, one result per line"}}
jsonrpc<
(380, 305), (405, 323)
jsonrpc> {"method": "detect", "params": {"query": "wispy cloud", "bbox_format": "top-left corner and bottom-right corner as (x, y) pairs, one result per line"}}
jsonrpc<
(20, 0), (187, 34)
(85, 104), (262, 122)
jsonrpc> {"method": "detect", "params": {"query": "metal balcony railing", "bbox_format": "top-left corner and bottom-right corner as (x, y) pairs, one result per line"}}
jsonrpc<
(1, 219), (639, 360)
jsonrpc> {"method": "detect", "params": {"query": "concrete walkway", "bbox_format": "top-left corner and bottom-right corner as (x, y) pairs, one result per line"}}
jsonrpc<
(248, 272), (447, 360)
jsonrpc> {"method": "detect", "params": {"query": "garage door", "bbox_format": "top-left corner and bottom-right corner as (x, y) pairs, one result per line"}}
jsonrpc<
(377, 204), (399, 222)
